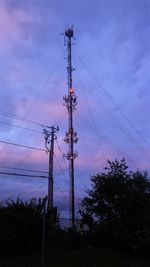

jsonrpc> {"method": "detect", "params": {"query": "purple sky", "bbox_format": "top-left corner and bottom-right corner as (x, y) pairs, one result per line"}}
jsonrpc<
(0, 0), (150, 218)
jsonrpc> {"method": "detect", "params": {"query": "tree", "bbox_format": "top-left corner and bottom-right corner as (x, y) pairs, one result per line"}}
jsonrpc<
(0, 197), (46, 253)
(80, 159), (150, 256)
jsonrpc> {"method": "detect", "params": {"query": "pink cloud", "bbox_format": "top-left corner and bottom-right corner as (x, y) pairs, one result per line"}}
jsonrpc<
(0, 3), (30, 45)
(75, 142), (118, 172)
(0, 146), (46, 168)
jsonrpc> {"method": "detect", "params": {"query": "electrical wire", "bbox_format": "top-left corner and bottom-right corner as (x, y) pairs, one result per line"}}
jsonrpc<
(54, 152), (81, 202)
(0, 170), (68, 203)
(74, 50), (150, 149)
(54, 180), (68, 203)
(76, 113), (103, 169)
(55, 140), (88, 199)
(56, 139), (68, 170)
(74, 67), (107, 164)
(0, 110), (44, 127)
(0, 171), (47, 179)
(72, 56), (107, 170)
(55, 141), (80, 198)
(0, 53), (64, 160)
(0, 54), (64, 129)
(0, 165), (48, 174)
(0, 140), (46, 152)
(26, 54), (64, 113)
(0, 121), (42, 134)
(73, 50), (150, 167)
(76, 99), (139, 170)
(54, 152), (69, 180)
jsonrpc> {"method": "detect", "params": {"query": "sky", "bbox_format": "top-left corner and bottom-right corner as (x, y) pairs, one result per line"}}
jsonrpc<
(0, 0), (150, 218)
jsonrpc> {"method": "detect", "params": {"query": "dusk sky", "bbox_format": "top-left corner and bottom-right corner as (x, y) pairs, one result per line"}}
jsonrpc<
(0, 0), (150, 218)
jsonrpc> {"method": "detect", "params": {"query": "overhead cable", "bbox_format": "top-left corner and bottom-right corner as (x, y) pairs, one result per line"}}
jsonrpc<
(0, 165), (48, 174)
(0, 140), (46, 152)
(0, 121), (42, 133)
(74, 50), (150, 148)
(0, 171), (47, 179)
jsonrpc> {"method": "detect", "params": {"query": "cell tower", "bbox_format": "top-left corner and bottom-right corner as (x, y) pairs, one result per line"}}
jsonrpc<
(63, 27), (78, 225)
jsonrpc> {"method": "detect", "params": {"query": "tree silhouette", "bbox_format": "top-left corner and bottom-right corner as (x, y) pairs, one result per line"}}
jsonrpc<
(80, 159), (150, 256)
(0, 197), (46, 253)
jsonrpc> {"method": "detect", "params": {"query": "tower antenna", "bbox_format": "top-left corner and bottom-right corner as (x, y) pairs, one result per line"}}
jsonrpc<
(63, 27), (78, 225)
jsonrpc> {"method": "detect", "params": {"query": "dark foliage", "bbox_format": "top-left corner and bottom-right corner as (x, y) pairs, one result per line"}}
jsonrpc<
(80, 159), (150, 258)
(1, 159), (150, 260)
(0, 197), (46, 254)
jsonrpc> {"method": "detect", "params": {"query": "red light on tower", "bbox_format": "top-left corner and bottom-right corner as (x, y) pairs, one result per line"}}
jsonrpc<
(69, 88), (74, 94)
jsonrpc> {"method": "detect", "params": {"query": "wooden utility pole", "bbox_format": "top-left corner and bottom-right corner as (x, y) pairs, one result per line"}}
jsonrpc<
(43, 126), (59, 211)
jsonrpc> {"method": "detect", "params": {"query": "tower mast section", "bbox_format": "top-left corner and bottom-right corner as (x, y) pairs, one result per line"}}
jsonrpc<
(63, 27), (78, 225)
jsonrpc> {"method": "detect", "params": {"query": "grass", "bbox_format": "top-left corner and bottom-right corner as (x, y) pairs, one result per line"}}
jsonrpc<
(0, 248), (150, 267)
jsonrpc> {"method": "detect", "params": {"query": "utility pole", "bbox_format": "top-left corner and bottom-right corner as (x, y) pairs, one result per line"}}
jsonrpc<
(43, 126), (59, 211)
(63, 27), (78, 225)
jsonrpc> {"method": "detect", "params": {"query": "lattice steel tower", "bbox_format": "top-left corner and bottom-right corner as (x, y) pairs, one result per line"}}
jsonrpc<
(63, 27), (78, 225)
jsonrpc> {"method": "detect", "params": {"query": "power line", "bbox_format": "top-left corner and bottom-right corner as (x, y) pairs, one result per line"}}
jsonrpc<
(55, 141), (83, 200)
(54, 152), (69, 180)
(0, 164), (70, 179)
(0, 171), (69, 211)
(74, 76), (139, 168)
(0, 140), (46, 152)
(0, 54), (64, 160)
(75, 72), (107, 163)
(54, 152), (81, 202)
(72, 55), (149, 168)
(0, 165), (48, 174)
(0, 169), (68, 203)
(55, 141), (87, 200)
(0, 171), (47, 179)
(56, 139), (69, 170)
(0, 110), (44, 127)
(74, 50), (150, 149)
(75, 112), (103, 170)
(54, 180), (68, 203)
(73, 50), (150, 165)
(0, 55), (64, 129)
(0, 121), (42, 134)
(27, 54), (64, 112)
(73, 56), (107, 169)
